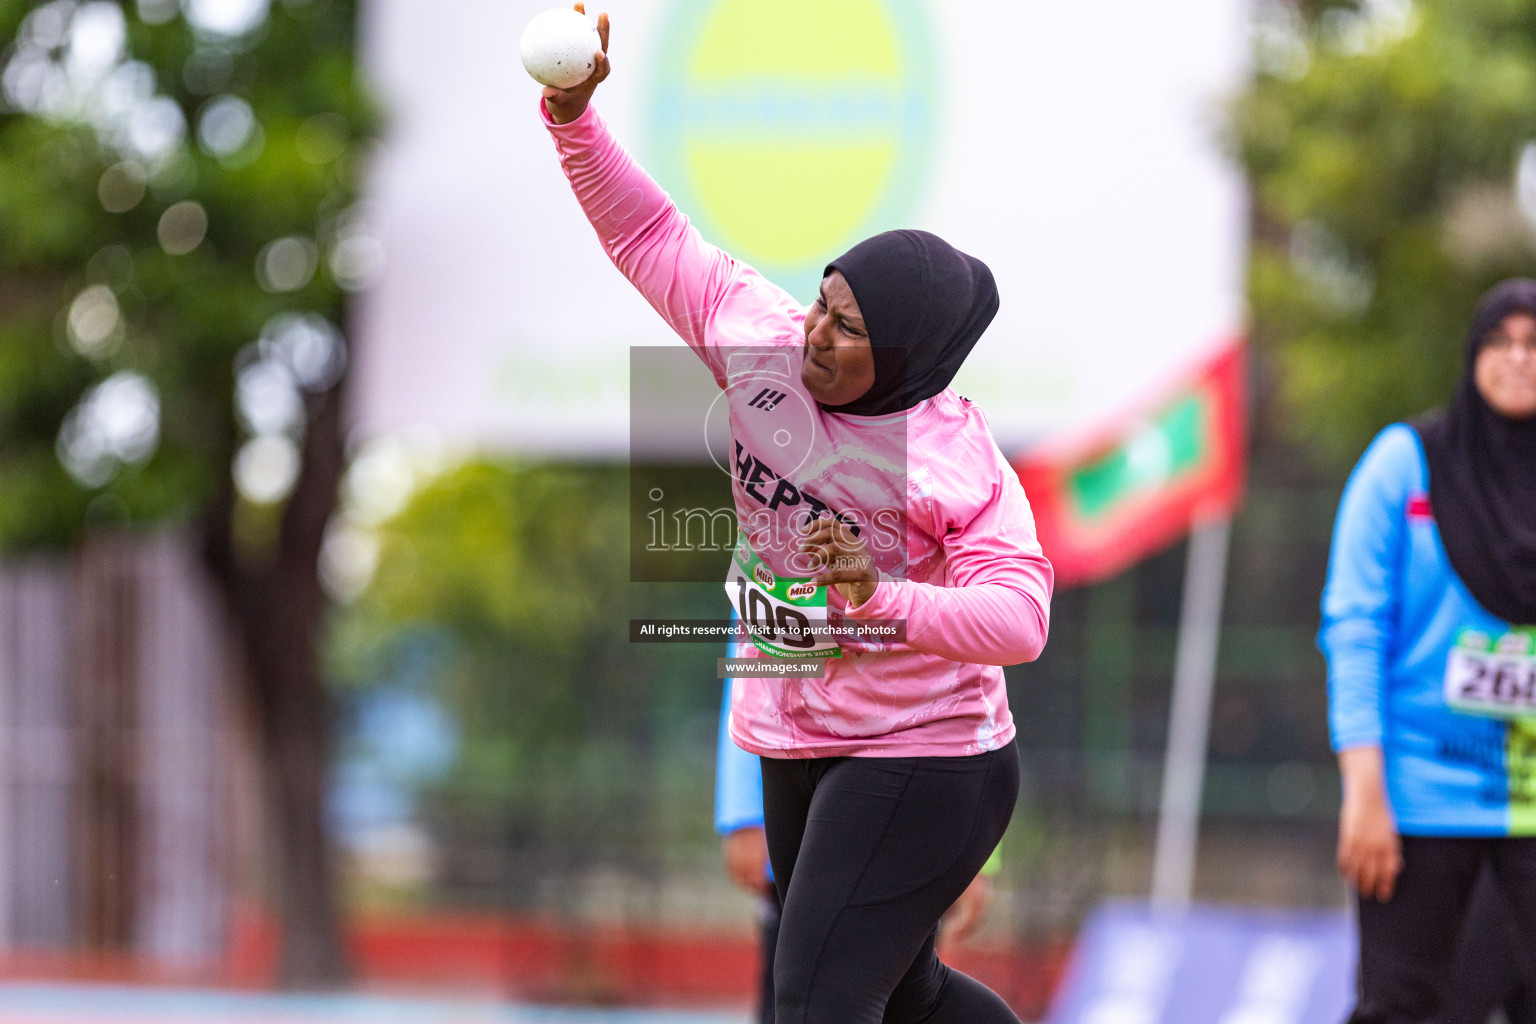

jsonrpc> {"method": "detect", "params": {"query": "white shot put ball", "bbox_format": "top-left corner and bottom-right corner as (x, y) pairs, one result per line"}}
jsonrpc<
(520, 9), (601, 90)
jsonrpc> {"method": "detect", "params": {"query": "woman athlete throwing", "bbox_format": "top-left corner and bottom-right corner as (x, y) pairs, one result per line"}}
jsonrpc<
(539, 10), (1053, 1023)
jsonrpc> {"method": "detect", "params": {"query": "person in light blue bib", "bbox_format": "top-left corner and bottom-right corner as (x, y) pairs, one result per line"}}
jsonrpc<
(1321, 279), (1536, 1023)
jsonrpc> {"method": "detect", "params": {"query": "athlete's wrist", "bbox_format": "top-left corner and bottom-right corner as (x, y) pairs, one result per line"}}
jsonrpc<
(1337, 745), (1385, 782)
(541, 94), (594, 127)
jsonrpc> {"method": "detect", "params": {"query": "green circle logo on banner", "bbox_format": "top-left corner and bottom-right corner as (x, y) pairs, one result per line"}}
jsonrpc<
(645, 0), (939, 302)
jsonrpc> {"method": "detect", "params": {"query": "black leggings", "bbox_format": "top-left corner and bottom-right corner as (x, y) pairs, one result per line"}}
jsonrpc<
(1350, 835), (1536, 1024)
(1441, 860), (1536, 1024)
(760, 743), (1023, 1024)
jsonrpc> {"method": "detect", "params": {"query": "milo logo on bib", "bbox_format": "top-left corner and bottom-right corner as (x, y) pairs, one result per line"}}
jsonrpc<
(1445, 627), (1536, 718)
(725, 530), (841, 660)
(645, 0), (939, 300)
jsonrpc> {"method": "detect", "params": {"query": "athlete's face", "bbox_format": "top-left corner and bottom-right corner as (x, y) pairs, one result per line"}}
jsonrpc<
(1475, 311), (1536, 419)
(802, 271), (876, 407)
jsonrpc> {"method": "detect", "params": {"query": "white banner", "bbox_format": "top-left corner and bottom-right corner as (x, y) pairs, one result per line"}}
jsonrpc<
(352, 0), (1248, 457)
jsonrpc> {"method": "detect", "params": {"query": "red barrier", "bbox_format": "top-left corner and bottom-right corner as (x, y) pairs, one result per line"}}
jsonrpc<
(0, 909), (1070, 1018)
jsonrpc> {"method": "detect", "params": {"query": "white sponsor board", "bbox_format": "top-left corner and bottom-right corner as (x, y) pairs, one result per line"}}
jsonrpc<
(353, 0), (1247, 457)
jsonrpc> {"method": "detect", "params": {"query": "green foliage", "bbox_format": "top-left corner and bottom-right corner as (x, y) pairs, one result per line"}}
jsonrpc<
(1231, 0), (1536, 466)
(0, 0), (372, 548)
(329, 459), (727, 823)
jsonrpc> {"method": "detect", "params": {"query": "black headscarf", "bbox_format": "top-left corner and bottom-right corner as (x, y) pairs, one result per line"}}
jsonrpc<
(1412, 278), (1536, 624)
(818, 229), (999, 417)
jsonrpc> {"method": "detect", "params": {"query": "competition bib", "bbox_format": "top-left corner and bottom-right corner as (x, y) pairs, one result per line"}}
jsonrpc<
(1444, 628), (1536, 719)
(723, 532), (841, 660)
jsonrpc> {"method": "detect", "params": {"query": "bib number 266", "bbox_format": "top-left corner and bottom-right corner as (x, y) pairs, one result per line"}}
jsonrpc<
(1445, 629), (1536, 718)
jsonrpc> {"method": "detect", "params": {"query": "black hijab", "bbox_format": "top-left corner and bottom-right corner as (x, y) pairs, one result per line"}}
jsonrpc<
(1412, 278), (1536, 624)
(819, 229), (999, 417)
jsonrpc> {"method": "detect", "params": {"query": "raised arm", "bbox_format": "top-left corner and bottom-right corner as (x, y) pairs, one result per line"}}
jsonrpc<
(538, 7), (796, 380)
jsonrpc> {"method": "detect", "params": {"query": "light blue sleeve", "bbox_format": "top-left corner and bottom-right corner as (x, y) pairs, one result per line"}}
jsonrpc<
(1318, 424), (1420, 752)
(714, 613), (765, 834)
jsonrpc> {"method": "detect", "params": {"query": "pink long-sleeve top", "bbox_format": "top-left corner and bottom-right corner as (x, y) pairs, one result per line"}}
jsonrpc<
(544, 100), (1053, 758)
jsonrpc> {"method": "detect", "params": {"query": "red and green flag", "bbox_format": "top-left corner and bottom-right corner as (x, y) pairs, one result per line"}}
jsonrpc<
(1011, 343), (1246, 587)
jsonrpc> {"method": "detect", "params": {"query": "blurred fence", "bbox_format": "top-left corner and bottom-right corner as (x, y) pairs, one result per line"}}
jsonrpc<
(0, 534), (250, 962)
(344, 435), (1349, 943)
(0, 439), (1354, 1013)
(998, 454), (1344, 937)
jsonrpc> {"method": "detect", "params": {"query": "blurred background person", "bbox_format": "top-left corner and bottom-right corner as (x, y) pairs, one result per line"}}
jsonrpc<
(1322, 279), (1536, 1024)
(716, 618), (781, 1024)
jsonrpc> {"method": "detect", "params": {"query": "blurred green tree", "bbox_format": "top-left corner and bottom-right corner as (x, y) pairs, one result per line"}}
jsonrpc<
(335, 462), (641, 772)
(0, 0), (373, 984)
(327, 459), (728, 901)
(1231, 0), (1536, 466)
